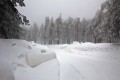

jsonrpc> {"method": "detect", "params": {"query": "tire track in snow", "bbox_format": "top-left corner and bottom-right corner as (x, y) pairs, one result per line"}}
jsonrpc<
(69, 64), (86, 80)
(53, 48), (120, 80)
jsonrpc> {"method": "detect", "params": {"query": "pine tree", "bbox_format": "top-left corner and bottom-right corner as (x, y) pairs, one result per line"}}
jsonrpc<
(108, 0), (120, 42)
(49, 18), (55, 44)
(0, 0), (29, 39)
(74, 18), (80, 42)
(55, 14), (62, 44)
(44, 17), (50, 44)
(32, 23), (39, 42)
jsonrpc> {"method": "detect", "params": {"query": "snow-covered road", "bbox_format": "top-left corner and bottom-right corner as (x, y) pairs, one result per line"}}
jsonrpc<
(52, 46), (120, 80)
(1, 39), (120, 80)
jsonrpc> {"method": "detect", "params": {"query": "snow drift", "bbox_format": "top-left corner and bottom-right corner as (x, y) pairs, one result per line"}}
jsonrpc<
(26, 49), (56, 67)
(50, 42), (120, 80)
(0, 39), (58, 80)
(0, 59), (14, 80)
(1, 39), (120, 80)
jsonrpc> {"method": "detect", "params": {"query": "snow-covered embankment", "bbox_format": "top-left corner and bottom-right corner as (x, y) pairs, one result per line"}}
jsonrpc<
(0, 39), (59, 80)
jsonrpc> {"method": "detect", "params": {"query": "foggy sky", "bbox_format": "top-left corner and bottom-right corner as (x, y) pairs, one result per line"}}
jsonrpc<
(18, 0), (106, 25)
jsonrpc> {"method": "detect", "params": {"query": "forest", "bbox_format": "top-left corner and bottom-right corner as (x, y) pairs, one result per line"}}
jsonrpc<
(20, 0), (120, 44)
(1, 0), (120, 80)
(1, 0), (120, 44)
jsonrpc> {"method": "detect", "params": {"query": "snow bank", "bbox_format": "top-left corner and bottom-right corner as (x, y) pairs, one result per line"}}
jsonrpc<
(0, 39), (56, 67)
(0, 39), (58, 80)
(62, 42), (112, 54)
(72, 41), (80, 44)
(0, 59), (14, 80)
(58, 42), (120, 63)
(15, 59), (59, 80)
(26, 49), (56, 67)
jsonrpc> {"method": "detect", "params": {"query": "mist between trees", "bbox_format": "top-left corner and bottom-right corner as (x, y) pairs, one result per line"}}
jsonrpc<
(20, 0), (120, 44)
(1, 0), (120, 44)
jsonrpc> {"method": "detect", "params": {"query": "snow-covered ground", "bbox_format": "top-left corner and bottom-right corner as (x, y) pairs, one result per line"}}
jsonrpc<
(0, 39), (120, 80)
(49, 42), (120, 80)
(0, 39), (58, 80)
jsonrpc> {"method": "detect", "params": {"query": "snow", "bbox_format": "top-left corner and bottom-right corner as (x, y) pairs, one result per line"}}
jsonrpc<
(49, 42), (120, 80)
(0, 39), (120, 80)
(55, 51), (120, 80)
(15, 59), (59, 80)
(26, 48), (56, 67)
(0, 39), (57, 80)
(0, 59), (14, 80)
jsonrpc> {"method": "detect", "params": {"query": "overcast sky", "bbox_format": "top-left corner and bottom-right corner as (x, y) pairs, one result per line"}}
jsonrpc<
(18, 0), (105, 25)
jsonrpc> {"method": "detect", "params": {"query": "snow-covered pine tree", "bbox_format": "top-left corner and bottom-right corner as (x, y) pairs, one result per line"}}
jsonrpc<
(55, 14), (63, 44)
(107, 0), (120, 42)
(0, 0), (29, 39)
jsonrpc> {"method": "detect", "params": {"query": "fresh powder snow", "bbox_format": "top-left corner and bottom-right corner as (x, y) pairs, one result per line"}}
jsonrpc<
(0, 39), (120, 80)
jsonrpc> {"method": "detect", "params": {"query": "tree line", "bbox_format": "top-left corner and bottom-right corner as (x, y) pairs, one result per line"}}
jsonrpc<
(21, 15), (91, 44)
(1, 0), (120, 44)
(21, 0), (120, 44)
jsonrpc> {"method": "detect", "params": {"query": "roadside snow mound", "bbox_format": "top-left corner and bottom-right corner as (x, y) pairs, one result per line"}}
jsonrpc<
(0, 39), (56, 67)
(0, 39), (57, 80)
(26, 49), (56, 67)
(60, 42), (120, 63)
(0, 59), (14, 80)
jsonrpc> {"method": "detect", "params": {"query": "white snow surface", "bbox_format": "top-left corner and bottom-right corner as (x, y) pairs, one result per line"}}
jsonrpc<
(0, 39), (120, 80)
(0, 39), (58, 80)
(49, 42), (120, 80)
(26, 49), (56, 67)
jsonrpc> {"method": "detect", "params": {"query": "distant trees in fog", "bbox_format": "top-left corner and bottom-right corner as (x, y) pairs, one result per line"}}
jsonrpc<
(21, 16), (90, 44)
(20, 0), (120, 44)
